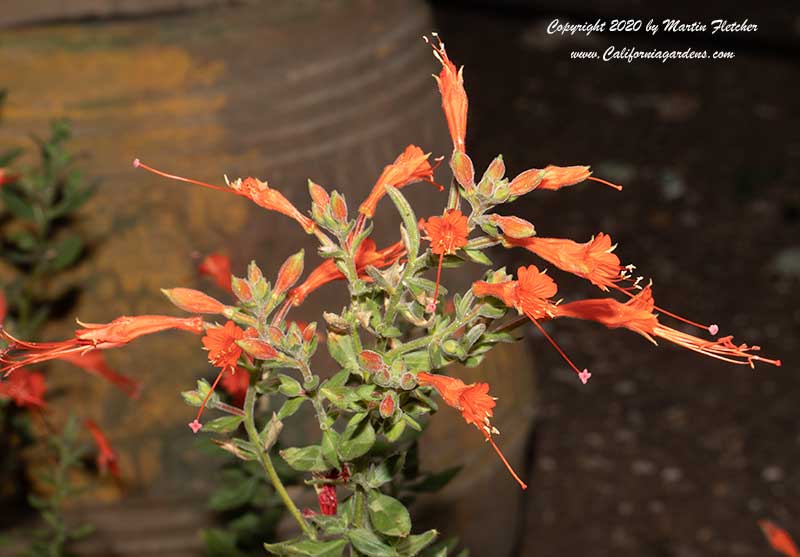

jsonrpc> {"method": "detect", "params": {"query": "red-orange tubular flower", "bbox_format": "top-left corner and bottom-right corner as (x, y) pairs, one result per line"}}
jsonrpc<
(132, 159), (316, 233)
(473, 266), (591, 384)
(190, 321), (257, 433)
(555, 286), (781, 369)
(417, 372), (526, 490)
(426, 34), (467, 152)
(198, 253), (233, 292)
(163, 287), (228, 315)
(506, 233), (628, 292)
(0, 369), (46, 408)
(289, 239), (406, 306)
(420, 209), (469, 310)
(84, 419), (120, 478)
(358, 145), (440, 219)
(0, 315), (205, 376)
(508, 165), (622, 197)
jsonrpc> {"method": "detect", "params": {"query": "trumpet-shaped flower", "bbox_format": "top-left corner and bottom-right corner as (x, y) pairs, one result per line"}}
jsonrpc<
(417, 372), (526, 490)
(198, 253), (233, 292)
(0, 368), (46, 408)
(420, 209), (469, 310)
(1, 315), (204, 376)
(84, 419), (120, 478)
(426, 34), (468, 152)
(358, 145), (439, 218)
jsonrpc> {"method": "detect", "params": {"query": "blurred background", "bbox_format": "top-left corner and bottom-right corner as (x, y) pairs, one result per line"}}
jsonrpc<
(1, 0), (797, 556)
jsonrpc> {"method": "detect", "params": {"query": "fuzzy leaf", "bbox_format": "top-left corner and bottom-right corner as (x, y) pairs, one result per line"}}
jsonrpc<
(277, 397), (307, 420)
(397, 530), (439, 556)
(208, 476), (258, 511)
(339, 419), (375, 461)
(278, 374), (304, 397)
(47, 235), (83, 271)
(264, 537), (348, 557)
(321, 429), (341, 469)
(202, 415), (244, 433)
(367, 491), (411, 537)
(260, 413), (284, 451)
(347, 529), (398, 557)
(280, 445), (328, 472)
(385, 185), (419, 260)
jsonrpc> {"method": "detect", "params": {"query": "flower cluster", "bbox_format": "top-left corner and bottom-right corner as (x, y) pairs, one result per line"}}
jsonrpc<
(0, 34), (780, 556)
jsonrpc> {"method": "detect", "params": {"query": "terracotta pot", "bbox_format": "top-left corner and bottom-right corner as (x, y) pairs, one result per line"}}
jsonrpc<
(0, 1), (536, 554)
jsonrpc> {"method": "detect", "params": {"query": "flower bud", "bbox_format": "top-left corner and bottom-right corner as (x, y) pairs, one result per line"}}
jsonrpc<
(358, 350), (385, 374)
(450, 149), (474, 190)
(399, 372), (417, 390)
(330, 192), (348, 223)
(247, 261), (263, 284)
(231, 276), (253, 302)
(308, 179), (330, 209)
(162, 288), (226, 314)
(538, 165), (591, 191)
(483, 154), (505, 184)
(323, 312), (351, 334)
(237, 338), (279, 360)
(379, 391), (398, 418)
(275, 250), (304, 295)
(508, 168), (545, 196)
(373, 369), (393, 388)
(267, 326), (284, 344)
(490, 215), (536, 239)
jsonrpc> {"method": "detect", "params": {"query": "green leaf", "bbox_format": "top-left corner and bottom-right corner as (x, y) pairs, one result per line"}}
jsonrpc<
(202, 415), (244, 433)
(321, 429), (341, 468)
(204, 528), (245, 557)
(462, 248), (491, 266)
(277, 396), (307, 420)
(339, 417), (375, 461)
(280, 445), (328, 472)
(384, 419), (407, 442)
(327, 331), (358, 368)
(46, 234), (83, 271)
(208, 476), (258, 511)
(321, 385), (361, 410)
(367, 491), (411, 537)
(385, 185), (419, 260)
(347, 528), (398, 557)
(264, 537), (348, 557)
(278, 374), (304, 397)
(397, 529), (439, 556)
(0, 188), (34, 220)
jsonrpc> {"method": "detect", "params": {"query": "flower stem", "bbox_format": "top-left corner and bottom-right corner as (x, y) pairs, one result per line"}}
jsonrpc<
(243, 386), (316, 540)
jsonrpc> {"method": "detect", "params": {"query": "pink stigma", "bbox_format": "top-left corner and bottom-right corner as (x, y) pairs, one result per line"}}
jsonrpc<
(708, 324), (719, 336)
(188, 419), (203, 433)
(132, 158), (140, 168)
(579, 369), (592, 385)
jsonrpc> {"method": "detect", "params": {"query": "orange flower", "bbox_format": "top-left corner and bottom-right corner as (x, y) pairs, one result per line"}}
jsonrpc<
(555, 286), (781, 369)
(0, 369), (46, 408)
(198, 253), (233, 292)
(1, 315), (205, 376)
(506, 233), (626, 291)
(84, 419), (120, 478)
(163, 288), (227, 315)
(417, 372), (526, 490)
(427, 34), (467, 151)
(191, 322), (258, 433)
(420, 209), (470, 310)
(473, 266), (590, 384)
(759, 520), (799, 557)
(0, 291), (6, 325)
(274, 250), (305, 296)
(202, 321), (246, 372)
(488, 215), (536, 239)
(508, 165), (621, 197)
(0, 168), (17, 187)
(133, 160), (316, 233)
(358, 145), (439, 218)
(58, 351), (141, 399)
(289, 239), (406, 306)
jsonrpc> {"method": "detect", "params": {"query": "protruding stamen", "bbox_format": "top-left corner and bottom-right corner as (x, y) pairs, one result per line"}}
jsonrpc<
(587, 176), (623, 191)
(190, 366), (228, 433)
(579, 369), (592, 384)
(486, 435), (527, 490)
(528, 314), (588, 381)
(133, 159), (230, 194)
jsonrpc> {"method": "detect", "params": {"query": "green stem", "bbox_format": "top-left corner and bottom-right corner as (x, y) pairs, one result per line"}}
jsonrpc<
(243, 386), (316, 540)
